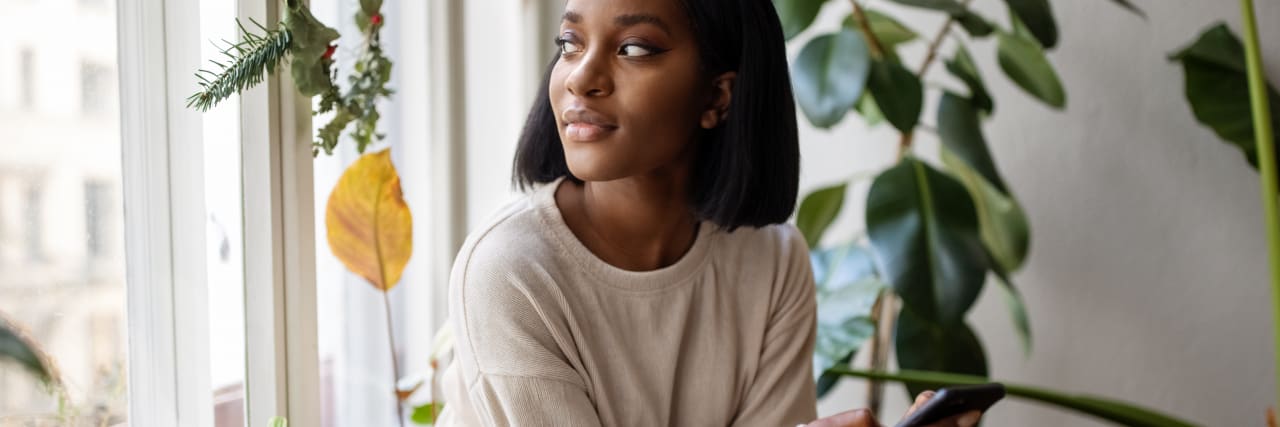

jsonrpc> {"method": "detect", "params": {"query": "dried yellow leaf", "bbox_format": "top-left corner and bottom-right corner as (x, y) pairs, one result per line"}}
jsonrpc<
(325, 149), (413, 291)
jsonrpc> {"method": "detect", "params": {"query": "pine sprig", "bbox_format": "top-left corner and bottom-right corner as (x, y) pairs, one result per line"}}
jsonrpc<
(187, 19), (293, 112)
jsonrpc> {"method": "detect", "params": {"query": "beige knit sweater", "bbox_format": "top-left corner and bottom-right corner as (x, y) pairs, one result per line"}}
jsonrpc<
(437, 177), (818, 426)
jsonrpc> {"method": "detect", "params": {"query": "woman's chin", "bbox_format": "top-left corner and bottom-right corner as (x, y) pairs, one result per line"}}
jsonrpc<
(563, 158), (632, 183)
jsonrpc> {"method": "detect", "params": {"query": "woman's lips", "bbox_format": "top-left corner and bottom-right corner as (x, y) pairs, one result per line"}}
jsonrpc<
(565, 123), (617, 142)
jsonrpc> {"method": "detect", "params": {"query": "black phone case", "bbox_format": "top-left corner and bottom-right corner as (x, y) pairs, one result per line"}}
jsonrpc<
(894, 383), (1006, 427)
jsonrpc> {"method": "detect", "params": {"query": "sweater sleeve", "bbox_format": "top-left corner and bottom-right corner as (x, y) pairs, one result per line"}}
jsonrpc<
(449, 243), (603, 427)
(731, 225), (819, 427)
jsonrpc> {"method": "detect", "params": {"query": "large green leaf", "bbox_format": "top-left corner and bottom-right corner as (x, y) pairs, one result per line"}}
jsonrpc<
(942, 149), (1032, 353)
(793, 30), (871, 129)
(775, 0), (828, 40)
(883, 0), (990, 38)
(861, 9), (919, 47)
(1169, 23), (1280, 171)
(828, 369), (1199, 427)
(1003, 0), (1057, 48)
(884, 0), (965, 14)
(945, 44), (994, 115)
(953, 10), (995, 38)
(941, 148), (1030, 275)
(0, 319), (53, 384)
(811, 243), (884, 398)
(992, 273), (1033, 357)
(796, 183), (847, 248)
(841, 9), (919, 62)
(894, 307), (988, 397)
(937, 92), (1008, 193)
(866, 60), (923, 133)
(996, 31), (1066, 109)
(866, 158), (988, 324)
(855, 92), (886, 127)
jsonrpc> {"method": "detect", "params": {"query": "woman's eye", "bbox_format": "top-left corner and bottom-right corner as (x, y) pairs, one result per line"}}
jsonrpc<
(619, 44), (656, 57)
(555, 37), (582, 55)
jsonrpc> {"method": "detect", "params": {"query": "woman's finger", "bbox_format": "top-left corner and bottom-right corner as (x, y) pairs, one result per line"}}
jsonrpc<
(903, 390), (936, 418)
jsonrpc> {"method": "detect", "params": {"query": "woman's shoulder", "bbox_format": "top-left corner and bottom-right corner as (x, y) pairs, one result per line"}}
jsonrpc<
(454, 192), (560, 278)
(714, 221), (808, 261)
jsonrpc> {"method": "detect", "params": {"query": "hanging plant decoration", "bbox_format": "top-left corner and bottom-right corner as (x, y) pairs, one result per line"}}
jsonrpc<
(187, 0), (393, 156)
(188, 1), (418, 424)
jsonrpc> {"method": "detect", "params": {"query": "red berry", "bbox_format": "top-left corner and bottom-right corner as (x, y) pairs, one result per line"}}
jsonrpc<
(322, 44), (336, 60)
(371, 14), (383, 26)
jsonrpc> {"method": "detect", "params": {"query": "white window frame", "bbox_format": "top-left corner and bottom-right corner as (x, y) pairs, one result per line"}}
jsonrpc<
(118, 0), (211, 425)
(119, 0), (469, 425)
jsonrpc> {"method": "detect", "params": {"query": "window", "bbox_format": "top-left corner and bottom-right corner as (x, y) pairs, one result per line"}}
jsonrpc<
(0, 0), (127, 423)
(23, 183), (43, 262)
(81, 62), (111, 116)
(85, 181), (110, 258)
(103, 0), (465, 421)
(20, 48), (34, 110)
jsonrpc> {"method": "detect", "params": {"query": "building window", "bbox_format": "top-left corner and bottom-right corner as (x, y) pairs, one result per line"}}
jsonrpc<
(20, 49), (35, 110)
(23, 184), (43, 262)
(85, 181), (110, 258)
(81, 62), (111, 116)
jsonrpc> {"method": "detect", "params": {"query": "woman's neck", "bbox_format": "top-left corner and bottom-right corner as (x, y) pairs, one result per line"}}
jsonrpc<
(555, 169), (700, 272)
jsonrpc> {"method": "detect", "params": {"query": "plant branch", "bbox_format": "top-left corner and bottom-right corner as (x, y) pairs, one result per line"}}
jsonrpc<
(863, 289), (895, 418)
(917, 0), (974, 77)
(1238, 0), (1280, 413)
(382, 291), (406, 427)
(849, 0), (887, 59)
(187, 19), (292, 112)
(897, 0), (974, 156)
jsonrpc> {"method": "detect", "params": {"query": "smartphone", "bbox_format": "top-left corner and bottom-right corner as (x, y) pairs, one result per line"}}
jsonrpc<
(894, 383), (1006, 427)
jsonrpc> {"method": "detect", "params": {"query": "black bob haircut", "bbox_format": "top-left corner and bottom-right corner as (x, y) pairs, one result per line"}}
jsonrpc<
(512, 0), (800, 232)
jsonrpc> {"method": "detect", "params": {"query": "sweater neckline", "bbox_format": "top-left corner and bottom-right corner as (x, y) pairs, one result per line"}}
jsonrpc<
(532, 176), (715, 292)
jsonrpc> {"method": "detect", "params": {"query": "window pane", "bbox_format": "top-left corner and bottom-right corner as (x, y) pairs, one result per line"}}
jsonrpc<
(200, 1), (248, 426)
(0, 0), (128, 424)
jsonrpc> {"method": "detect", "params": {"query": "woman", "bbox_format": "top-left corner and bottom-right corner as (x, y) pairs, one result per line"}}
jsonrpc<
(437, 0), (984, 425)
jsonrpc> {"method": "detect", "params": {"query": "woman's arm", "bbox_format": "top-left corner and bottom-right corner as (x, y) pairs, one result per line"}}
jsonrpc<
(730, 225), (820, 426)
(446, 246), (603, 427)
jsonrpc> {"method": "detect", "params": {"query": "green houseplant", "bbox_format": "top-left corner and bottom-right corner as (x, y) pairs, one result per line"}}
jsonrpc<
(1167, 1), (1279, 418)
(782, 0), (1139, 405)
(795, 0), (1278, 425)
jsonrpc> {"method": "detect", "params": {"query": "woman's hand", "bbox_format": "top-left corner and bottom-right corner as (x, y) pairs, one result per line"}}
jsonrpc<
(801, 390), (982, 427)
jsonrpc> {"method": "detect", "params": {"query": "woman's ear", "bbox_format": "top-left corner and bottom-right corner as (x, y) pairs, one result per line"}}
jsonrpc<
(701, 71), (737, 129)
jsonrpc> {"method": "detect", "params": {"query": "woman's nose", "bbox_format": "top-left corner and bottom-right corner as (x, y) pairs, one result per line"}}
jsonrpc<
(565, 49), (614, 98)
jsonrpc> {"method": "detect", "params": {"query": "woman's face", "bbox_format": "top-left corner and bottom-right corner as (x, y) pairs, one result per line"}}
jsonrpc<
(550, 0), (727, 182)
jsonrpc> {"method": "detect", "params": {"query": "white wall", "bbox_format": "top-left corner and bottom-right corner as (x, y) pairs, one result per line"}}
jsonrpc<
(803, 1), (1280, 426)
(461, 0), (1280, 425)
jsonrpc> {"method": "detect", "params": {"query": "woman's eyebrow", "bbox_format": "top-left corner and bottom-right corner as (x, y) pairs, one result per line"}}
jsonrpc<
(560, 10), (672, 36)
(614, 14), (671, 35)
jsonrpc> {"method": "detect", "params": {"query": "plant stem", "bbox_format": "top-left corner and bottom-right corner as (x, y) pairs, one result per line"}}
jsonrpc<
(849, 0), (886, 59)
(383, 291), (406, 427)
(863, 289), (896, 418)
(1239, 0), (1280, 412)
(898, 0), (973, 156)
(897, 132), (914, 160)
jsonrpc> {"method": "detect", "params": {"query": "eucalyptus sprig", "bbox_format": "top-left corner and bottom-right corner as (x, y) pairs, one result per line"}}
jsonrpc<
(313, 1), (394, 156)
